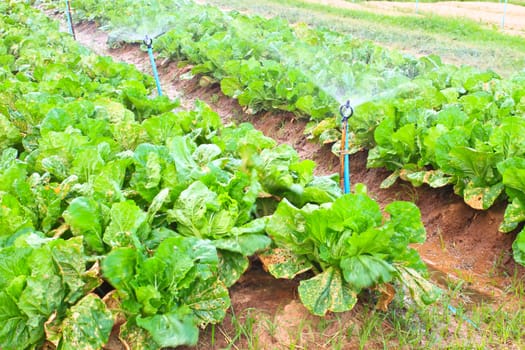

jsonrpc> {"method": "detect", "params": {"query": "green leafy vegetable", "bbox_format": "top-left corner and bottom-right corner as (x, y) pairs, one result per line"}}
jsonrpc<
(102, 236), (230, 347)
(263, 186), (438, 315)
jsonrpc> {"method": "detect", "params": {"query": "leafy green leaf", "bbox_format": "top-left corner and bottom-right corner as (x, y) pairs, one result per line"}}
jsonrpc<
(217, 251), (249, 287)
(384, 201), (426, 244)
(103, 201), (149, 249)
(340, 255), (396, 290)
(63, 197), (106, 254)
(49, 237), (92, 304)
(167, 181), (242, 240)
(298, 267), (357, 316)
(259, 247), (313, 279)
(0, 114), (21, 150)
(395, 265), (441, 306)
(182, 278), (230, 325)
(213, 233), (271, 256)
(136, 312), (199, 348)
(119, 322), (159, 350)
(500, 197), (525, 233)
(101, 247), (137, 296)
(512, 228), (525, 266)
(57, 294), (113, 350)
(0, 291), (40, 350)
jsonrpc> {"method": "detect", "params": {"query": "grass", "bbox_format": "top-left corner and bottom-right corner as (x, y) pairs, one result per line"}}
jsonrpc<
(220, 308), (261, 350)
(277, 0), (525, 49)
(204, 276), (524, 349)
(202, 0), (525, 76)
(353, 0), (525, 6)
(363, 283), (523, 349)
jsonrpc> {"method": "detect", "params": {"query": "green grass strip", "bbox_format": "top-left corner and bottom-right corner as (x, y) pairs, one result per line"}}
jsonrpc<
(357, 0), (525, 6)
(270, 0), (525, 52)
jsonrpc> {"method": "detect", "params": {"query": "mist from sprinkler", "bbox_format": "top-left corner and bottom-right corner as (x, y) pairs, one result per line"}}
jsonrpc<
(224, 17), (407, 110)
(108, 27), (167, 45)
(101, 1), (410, 110)
(104, 6), (179, 45)
(95, 0), (408, 109)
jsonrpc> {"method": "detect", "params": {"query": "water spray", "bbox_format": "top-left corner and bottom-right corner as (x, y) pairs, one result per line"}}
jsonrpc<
(64, 0), (76, 40)
(339, 100), (354, 194)
(143, 35), (163, 96)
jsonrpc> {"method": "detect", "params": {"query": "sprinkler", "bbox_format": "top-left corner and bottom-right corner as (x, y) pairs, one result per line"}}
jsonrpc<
(143, 35), (163, 96)
(64, 0), (76, 40)
(501, 0), (508, 29)
(339, 100), (354, 194)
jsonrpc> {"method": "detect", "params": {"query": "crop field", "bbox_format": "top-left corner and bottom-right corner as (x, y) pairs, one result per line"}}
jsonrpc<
(1, 0), (525, 349)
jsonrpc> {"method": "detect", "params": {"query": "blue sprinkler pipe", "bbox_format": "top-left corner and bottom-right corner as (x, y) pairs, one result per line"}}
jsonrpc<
(501, 0), (508, 29)
(143, 35), (163, 96)
(64, 0), (76, 40)
(447, 305), (479, 330)
(339, 100), (354, 194)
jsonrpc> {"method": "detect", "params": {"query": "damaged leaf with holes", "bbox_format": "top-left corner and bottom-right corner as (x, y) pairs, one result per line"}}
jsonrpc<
(0, 236), (100, 350)
(56, 294), (114, 350)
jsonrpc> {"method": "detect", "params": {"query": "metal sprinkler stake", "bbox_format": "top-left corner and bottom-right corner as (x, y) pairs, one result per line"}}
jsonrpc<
(339, 100), (354, 194)
(143, 35), (163, 96)
(65, 0), (76, 40)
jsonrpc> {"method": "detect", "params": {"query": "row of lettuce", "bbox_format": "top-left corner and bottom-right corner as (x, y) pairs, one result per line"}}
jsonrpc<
(55, 0), (525, 265)
(0, 2), (436, 349)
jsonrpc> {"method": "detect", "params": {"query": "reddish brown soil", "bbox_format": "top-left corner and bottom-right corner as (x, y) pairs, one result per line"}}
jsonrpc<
(46, 12), (525, 349)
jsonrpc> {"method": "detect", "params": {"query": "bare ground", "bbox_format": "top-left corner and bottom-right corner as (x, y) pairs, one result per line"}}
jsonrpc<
(303, 0), (525, 36)
(46, 11), (525, 349)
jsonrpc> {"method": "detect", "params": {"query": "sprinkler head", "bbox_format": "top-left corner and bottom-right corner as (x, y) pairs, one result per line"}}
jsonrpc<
(143, 35), (153, 48)
(339, 100), (353, 121)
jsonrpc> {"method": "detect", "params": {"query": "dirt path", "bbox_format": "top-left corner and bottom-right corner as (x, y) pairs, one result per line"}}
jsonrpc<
(303, 0), (525, 36)
(371, 1), (525, 36)
(45, 9), (524, 349)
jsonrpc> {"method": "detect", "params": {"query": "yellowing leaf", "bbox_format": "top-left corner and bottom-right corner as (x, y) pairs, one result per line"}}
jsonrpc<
(375, 283), (395, 312)
(298, 267), (357, 316)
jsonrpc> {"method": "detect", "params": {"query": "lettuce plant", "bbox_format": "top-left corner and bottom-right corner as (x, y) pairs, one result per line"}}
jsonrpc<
(261, 185), (439, 316)
(102, 236), (229, 349)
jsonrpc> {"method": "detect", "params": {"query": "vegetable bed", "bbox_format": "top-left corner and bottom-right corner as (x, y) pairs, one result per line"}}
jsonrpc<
(0, 2), (434, 349)
(50, 0), (525, 265)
